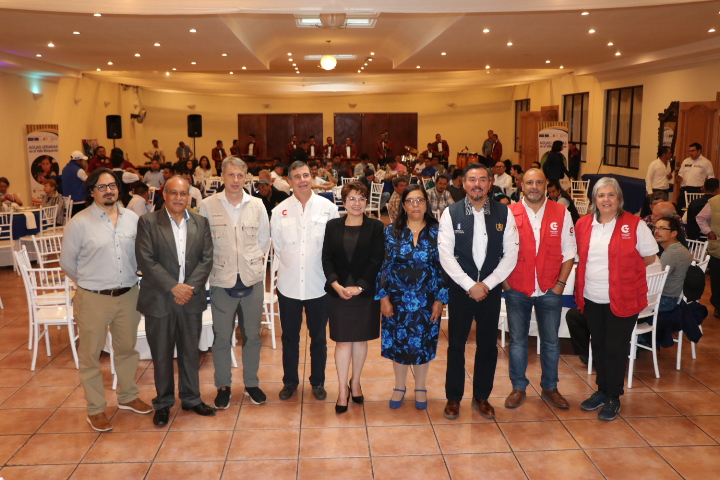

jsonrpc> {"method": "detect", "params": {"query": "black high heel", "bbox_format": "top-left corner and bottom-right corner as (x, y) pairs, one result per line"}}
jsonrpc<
(335, 386), (350, 414)
(349, 379), (364, 404)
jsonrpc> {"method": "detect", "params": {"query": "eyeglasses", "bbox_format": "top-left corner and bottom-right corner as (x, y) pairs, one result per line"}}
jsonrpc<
(655, 227), (673, 232)
(166, 190), (189, 198)
(94, 183), (118, 192)
(346, 197), (367, 203)
(404, 198), (426, 206)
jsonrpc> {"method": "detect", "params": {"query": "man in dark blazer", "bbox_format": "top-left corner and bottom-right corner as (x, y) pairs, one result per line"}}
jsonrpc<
(136, 176), (216, 427)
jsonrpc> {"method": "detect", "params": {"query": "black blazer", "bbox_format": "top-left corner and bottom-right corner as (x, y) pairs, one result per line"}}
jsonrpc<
(322, 215), (385, 298)
(135, 208), (213, 317)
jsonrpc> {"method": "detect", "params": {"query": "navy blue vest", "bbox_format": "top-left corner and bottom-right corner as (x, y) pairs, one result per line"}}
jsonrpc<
(60, 161), (86, 203)
(447, 198), (508, 291)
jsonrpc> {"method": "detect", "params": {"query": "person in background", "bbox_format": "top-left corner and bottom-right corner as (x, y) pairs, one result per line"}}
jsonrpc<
(490, 134), (503, 163)
(510, 165), (524, 187)
(322, 181), (385, 413)
(354, 153), (375, 177)
(495, 194), (511, 205)
(340, 137), (358, 160)
(654, 216), (693, 313)
(0, 177), (23, 207)
(376, 132), (392, 165)
(32, 178), (64, 224)
(482, 130), (495, 159)
(568, 142), (581, 180)
(253, 178), (289, 217)
(531, 161), (542, 169)
(307, 135), (321, 160)
(547, 180), (580, 224)
(377, 185), (448, 410)
(244, 134), (260, 163)
(143, 139), (165, 163)
(286, 135), (299, 159)
(575, 177), (658, 421)
(384, 156), (407, 182)
(447, 168), (466, 203)
(324, 136), (338, 160)
(359, 168), (375, 191)
(676, 142), (714, 211)
(88, 146), (111, 173)
(180, 171), (203, 209)
(126, 181), (153, 217)
(211, 140), (227, 176)
(290, 140), (310, 163)
(543, 140), (571, 182)
(386, 176), (408, 223)
(426, 174), (455, 216)
(143, 159), (164, 189)
(493, 161), (513, 194)
(62, 151), (89, 216)
(692, 189), (720, 318)
(176, 141), (193, 163)
(194, 156), (213, 189)
(230, 139), (241, 157)
(646, 201), (685, 239)
(432, 133), (450, 164)
(686, 178), (719, 240)
(642, 191), (669, 225)
(309, 161), (334, 193)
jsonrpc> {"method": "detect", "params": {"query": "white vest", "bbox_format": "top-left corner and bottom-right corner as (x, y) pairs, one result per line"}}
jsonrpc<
(203, 195), (266, 288)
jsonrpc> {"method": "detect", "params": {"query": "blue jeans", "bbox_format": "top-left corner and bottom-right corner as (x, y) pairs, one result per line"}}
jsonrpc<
(380, 192), (391, 211)
(659, 295), (678, 313)
(505, 288), (563, 392)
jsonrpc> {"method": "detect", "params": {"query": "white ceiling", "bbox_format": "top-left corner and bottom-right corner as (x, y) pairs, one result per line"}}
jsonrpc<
(0, 1), (718, 96)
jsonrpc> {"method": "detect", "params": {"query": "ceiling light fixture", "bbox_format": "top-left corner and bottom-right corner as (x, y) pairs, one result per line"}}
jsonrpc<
(296, 71), (300, 74)
(319, 40), (337, 71)
(368, 58), (372, 61)
(485, 65), (490, 69)
(441, 52), (447, 56)
(358, 70), (361, 73)
(710, 28), (716, 33)
(507, 41), (513, 46)
(483, 28), (490, 33)
(73, 31), (80, 35)
(172, 68), (177, 71)
(287, 53), (292, 56)
(364, 62), (368, 66)
(189, 29), (196, 33)
(241, 66), (246, 70)
(416, 65), (420, 69)
(361, 66), (364, 70)
(165, 72), (169, 76)
(370, 52), (375, 55)
(292, 63), (296, 66)
(48, 42), (54, 47)
(581, 11), (589, 15)
(154, 43), (161, 47)
(230, 71), (234, 74)
(615, 51), (621, 56)
(191, 61), (196, 65)
(560, 66), (564, 69)
(288, 58), (293, 61)
(94, 13), (101, 17)
(107, 61), (113, 65)
(545, 60), (551, 63)
(221, 53), (227, 56)
(96, 68), (101, 71)
(134, 53), (140, 57)
(607, 42), (614, 46)
(588, 29), (595, 33)
(36, 54), (42, 57)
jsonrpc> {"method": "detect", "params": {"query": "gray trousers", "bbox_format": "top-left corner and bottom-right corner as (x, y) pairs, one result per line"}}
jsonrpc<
(145, 303), (202, 410)
(210, 283), (264, 388)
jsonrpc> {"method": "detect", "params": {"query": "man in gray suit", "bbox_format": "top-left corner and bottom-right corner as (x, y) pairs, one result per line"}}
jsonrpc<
(136, 176), (216, 427)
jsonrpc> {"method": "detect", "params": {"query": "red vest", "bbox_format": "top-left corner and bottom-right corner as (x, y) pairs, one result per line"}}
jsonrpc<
(574, 211), (648, 317)
(507, 201), (565, 296)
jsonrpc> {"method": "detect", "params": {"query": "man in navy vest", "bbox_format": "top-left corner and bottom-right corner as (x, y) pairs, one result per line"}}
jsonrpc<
(503, 168), (576, 411)
(62, 151), (89, 217)
(438, 163), (518, 420)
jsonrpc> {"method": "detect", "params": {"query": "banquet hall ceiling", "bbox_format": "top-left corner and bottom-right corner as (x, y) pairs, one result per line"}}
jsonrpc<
(0, 1), (718, 96)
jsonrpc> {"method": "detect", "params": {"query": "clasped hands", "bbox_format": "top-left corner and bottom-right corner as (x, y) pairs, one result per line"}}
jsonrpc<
(171, 283), (194, 305)
(332, 281), (363, 300)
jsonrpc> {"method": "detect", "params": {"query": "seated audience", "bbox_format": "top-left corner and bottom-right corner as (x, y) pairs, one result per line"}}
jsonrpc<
(126, 181), (153, 217)
(143, 159), (164, 188)
(0, 177), (23, 207)
(359, 168), (376, 191)
(654, 216), (693, 312)
(253, 178), (290, 217)
(495, 194), (511, 205)
(686, 178), (719, 240)
(646, 201), (686, 238)
(493, 161), (513, 193)
(32, 178), (63, 224)
(426, 174), (455, 215)
(547, 180), (579, 224)
(386, 176), (408, 223)
(309, 161), (334, 193)
(447, 169), (466, 202)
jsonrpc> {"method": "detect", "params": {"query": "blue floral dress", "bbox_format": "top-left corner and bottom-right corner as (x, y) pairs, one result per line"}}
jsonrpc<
(375, 224), (449, 365)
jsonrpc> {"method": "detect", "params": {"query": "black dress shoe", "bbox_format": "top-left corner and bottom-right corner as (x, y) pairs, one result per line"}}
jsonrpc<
(182, 402), (218, 416)
(279, 384), (298, 400)
(349, 379), (364, 404)
(312, 384), (327, 400)
(153, 407), (170, 426)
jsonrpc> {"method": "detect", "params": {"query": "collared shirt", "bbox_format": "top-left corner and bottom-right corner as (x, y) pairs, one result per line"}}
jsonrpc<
(167, 208), (189, 283)
(645, 158), (671, 194)
(111, 168), (140, 184)
(143, 170), (164, 189)
(354, 162), (375, 177)
(311, 176), (331, 193)
(387, 192), (402, 224)
(520, 198), (577, 296)
(584, 216), (658, 304)
(695, 201), (714, 235)
(126, 194), (151, 217)
(438, 196), (519, 292)
(274, 177), (291, 194)
(270, 193), (339, 300)
(494, 173), (513, 193)
(427, 187), (455, 215)
(188, 185), (202, 209)
(679, 155), (714, 187)
(60, 202), (140, 290)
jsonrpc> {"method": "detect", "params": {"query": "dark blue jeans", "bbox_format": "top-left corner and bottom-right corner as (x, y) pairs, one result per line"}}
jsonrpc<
(505, 288), (563, 392)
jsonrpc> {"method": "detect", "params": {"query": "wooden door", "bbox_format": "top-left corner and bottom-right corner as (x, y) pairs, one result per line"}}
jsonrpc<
(674, 101), (719, 167)
(237, 114), (267, 159)
(266, 114), (295, 160)
(294, 114), (323, 148)
(540, 106), (559, 122)
(334, 114), (363, 156)
(519, 111), (542, 170)
(388, 113), (419, 159)
(361, 113), (388, 160)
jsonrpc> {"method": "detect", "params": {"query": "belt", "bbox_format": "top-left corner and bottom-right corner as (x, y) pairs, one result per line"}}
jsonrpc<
(82, 286), (133, 297)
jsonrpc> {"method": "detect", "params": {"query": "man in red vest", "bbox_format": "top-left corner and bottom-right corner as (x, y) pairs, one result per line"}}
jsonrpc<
(503, 168), (576, 410)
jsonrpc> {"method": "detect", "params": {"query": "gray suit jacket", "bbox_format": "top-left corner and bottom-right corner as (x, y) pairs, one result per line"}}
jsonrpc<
(136, 208), (213, 317)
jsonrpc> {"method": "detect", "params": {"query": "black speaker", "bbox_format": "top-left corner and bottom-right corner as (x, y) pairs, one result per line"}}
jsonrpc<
(106, 115), (122, 139)
(188, 114), (203, 138)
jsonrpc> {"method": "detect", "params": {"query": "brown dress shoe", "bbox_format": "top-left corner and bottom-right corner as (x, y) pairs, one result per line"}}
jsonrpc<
(472, 398), (495, 419)
(541, 389), (570, 409)
(504, 389), (527, 409)
(443, 400), (460, 420)
(87, 412), (112, 432)
(118, 398), (153, 414)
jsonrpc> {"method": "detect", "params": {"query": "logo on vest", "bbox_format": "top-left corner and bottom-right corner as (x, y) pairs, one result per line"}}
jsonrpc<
(454, 223), (464, 234)
(282, 210), (288, 216)
(496, 223), (504, 232)
(621, 224), (631, 239)
(549, 221), (559, 236)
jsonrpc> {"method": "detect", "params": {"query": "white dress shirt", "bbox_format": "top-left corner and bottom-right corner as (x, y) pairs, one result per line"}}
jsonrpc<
(187, 185), (203, 208)
(274, 178), (291, 194)
(645, 158), (671, 194)
(494, 173), (513, 194)
(126, 194), (151, 217)
(271, 171), (282, 181)
(520, 199), (577, 296)
(271, 193), (339, 300)
(583, 217), (658, 304)
(167, 209), (189, 283)
(679, 155), (714, 187)
(438, 200), (519, 292)
(311, 176), (331, 193)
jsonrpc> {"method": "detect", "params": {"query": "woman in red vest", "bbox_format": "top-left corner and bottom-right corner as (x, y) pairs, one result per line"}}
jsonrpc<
(575, 177), (658, 421)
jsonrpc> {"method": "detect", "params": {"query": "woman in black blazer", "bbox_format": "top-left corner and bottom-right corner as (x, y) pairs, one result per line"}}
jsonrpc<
(322, 181), (385, 414)
(542, 140), (571, 181)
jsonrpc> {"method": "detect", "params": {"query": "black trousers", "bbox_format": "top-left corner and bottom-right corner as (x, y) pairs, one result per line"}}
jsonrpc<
(565, 308), (590, 359)
(277, 292), (328, 387)
(709, 256), (720, 311)
(445, 286), (502, 401)
(584, 299), (638, 398)
(145, 303), (202, 410)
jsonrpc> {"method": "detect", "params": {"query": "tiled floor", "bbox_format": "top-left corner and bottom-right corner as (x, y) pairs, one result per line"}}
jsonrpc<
(1, 267), (720, 479)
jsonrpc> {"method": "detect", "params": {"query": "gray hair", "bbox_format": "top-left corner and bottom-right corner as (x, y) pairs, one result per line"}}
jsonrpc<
(289, 160), (309, 173)
(462, 162), (493, 181)
(164, 175), (190, 192)
(589, 177), (625, 219)
(221, 155), (248, 173)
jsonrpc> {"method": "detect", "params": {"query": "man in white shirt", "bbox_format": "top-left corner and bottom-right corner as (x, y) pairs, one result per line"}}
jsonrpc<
(271, 161), (339, 401)
(677, 142), (714, 210)
(438, 162), (519, 420)
(645, 146), (673, 195)
(143, 159), (164, 188)
(354, 153), (375, 177)
(200, 156), (271, 408)
(181, 171), (202, 209)
(143, 139), (165, 163)
(309, 161), (335, 193)
(493, 161), (513, 194)
(126, 181), (153, 217)
(502, 169), (576, 411)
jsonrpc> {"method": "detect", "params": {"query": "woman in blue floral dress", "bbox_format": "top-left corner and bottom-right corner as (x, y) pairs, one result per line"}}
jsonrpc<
(376, 184), (448, 410)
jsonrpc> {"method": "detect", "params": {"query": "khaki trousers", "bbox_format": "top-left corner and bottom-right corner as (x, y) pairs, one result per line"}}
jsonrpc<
(74, 286), (141, 415)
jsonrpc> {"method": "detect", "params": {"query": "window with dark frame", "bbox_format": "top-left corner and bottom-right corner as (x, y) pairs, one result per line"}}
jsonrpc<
(514, 99), (530, 152)
(603, 86), (642, 169)
(563, 92), (589, 162)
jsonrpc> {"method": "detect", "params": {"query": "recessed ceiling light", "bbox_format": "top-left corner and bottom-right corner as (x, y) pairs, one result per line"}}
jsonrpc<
(441, 52), (446, 56)
(361, 67), (364, 70)
(588, 29), (595, 33)
(288, 58), (293, 62)
(36, 54), (42, 57)
(607, 42), (614, 46)
(242, 66), (246, 70)
(48, 42), (54, 47)
(94, 13), (101, 17)
(485, 65), (490, 69)
(107, 61), (113, 65)
(287, 52), (292, 56)
(581, 11), (589, 15)
(296, 71), (300, 74)
(507, 42), (513, 46)
(560, 66), (564, 69)
(230, 71), (234, 75)
(615, 51), (621, 56)
(482, 28), (490, 33)
(370, 52), (375, 55)
(368, 58), (372, 61)
(292, 63), (296, 66)
(96, 68), (101, 71)
(416, 65), (420, 69)
(154, 43), (161, 47)
(710, 28), (716, 33)
(172, 68), (177, 71)
(135, 53), (140, 57)
(73, 31), (80, 35)
(221, 53), (227, 56)
(165, 72), (170, 76)
(364, 62), (368, 66)
(189, 29), (197, 33)
(358, 70), (361, 73)
(191, 61), (196, 65)
(545, 60), (551, 63)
